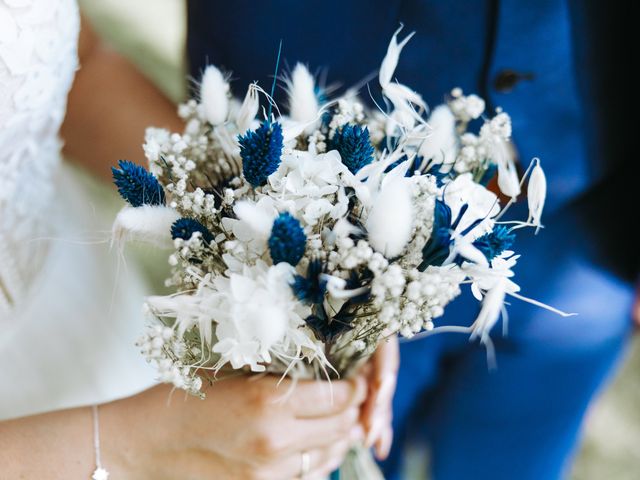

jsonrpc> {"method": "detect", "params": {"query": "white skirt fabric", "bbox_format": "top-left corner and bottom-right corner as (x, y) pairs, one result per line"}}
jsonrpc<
(0, 164), (157, 420)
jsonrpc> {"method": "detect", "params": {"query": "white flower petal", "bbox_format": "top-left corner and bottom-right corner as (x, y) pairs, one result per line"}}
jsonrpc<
(379, 25), (415, 88)
(527, 160), (546, 232)
(236, 83), (260, 133)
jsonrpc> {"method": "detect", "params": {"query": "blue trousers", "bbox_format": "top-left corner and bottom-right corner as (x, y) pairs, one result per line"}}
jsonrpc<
(381, 208), (634, 479)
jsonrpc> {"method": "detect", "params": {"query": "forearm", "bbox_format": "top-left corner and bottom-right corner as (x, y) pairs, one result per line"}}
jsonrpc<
(61, 17), (183, 182)
(0, 407), (95, 478)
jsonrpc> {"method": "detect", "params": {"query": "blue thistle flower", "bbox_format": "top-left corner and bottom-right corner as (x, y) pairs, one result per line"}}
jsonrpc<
(330, 124), (374, 174)
(292, 259), (327, 304)
(239, 121), (283, 187)
(473, 225), (515, 262)
(268, 212), (307, 266)
(304, 309), (354, 344)
(171, 218), (214, 244)
(344, 268), (373, 304)
(385, 154), (426, 177)
(111, 160), (165, 207)
(304, 303), (355, 344)
(419, 199), (453, 270)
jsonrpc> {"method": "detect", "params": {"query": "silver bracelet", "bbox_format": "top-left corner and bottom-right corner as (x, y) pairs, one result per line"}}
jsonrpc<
(91, 405), (110, 480)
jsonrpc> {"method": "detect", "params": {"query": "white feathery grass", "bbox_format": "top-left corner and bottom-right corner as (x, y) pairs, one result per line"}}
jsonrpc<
(200, 65), (230, 126)
(366, 177), (414, 258)
(112, 205), (179, 249)
(287, 63), (320, 131)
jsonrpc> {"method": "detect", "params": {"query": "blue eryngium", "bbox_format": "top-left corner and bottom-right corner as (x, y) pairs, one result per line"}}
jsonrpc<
(239, 121), (283, 187)
(331, 124), (374, 174)
(268, 212), (306, 266)
(418, 199), (453, 270)
(473, 225), (515, 262)
(111, 160), (165, 207)
(292, 259), (327, 304)
(171, 218), (214, 244)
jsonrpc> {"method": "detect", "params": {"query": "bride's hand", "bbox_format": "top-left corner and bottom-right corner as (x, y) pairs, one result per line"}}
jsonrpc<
(102, 375), (367, 479)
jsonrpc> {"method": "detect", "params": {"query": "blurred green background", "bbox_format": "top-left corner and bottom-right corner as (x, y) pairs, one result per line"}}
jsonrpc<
(79, 1), (640, 478)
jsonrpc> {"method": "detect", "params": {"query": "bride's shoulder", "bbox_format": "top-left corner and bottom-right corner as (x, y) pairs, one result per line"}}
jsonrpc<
(0, 0), (79, 127)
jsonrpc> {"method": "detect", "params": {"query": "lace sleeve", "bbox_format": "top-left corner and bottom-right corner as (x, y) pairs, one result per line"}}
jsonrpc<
(0, 0), (79, 316)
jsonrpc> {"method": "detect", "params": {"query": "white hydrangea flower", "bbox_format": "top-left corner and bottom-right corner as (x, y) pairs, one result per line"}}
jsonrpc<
(209, 262), (314, 371)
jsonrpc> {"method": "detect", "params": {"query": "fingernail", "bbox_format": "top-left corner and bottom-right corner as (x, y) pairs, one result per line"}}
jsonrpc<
(365, 419), (383, 448)
(375, 426), (393, 460)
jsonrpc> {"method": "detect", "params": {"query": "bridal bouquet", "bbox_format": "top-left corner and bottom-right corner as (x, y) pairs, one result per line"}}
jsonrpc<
(112, 27), (561, 478)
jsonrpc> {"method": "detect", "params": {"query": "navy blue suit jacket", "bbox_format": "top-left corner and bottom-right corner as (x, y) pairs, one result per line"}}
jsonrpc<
(187, 0), (636, 279)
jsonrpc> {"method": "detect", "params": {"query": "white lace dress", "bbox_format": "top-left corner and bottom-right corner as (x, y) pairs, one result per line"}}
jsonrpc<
(0, 0), (156, 420)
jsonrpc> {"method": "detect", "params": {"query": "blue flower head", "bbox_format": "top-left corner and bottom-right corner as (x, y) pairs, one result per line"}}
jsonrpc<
(330, 124), (374, 174)
(385, 154), (426, 177)
(304, 307), (354, 344)
(171, 218), (214, 244)
(473, 225), (515, 262)
(111, 160), (165, 207)
(268, 212), (307, 266)
(418, 199), (453, 270)
(292, 259), (327, 304)
(239, 121), (283, 187)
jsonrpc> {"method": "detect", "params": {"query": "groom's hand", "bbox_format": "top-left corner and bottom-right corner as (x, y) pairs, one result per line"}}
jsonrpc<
(361, 335), (399, 461)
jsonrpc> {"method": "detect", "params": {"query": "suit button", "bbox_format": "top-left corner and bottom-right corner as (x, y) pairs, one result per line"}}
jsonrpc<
(493, 69), (535, 93)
